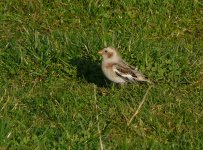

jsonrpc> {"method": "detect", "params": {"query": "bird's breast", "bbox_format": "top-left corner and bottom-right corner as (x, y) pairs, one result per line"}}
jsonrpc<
(102, 62), (125, 83)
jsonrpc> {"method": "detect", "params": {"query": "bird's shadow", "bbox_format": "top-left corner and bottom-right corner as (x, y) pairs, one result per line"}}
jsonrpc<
(70, 56), (111, 87)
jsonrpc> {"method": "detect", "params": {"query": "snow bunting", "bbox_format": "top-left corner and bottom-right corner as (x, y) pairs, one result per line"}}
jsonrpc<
(98, 47), (152, 84)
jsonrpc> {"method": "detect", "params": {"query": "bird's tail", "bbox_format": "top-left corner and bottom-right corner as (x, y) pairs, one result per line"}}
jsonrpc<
(145, 79), (153, 84)
(136, 76), (153, 84)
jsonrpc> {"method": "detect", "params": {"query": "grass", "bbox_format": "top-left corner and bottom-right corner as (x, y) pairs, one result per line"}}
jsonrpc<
(0, 0), (203, 149)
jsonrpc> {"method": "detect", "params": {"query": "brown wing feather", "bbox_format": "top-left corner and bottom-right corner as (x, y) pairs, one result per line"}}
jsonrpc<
(113, 61), (151, 83)
(115, 65), (138, 78)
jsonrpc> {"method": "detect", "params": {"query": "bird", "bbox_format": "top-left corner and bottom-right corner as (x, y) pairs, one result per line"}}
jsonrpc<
(98, 47), (152, 84)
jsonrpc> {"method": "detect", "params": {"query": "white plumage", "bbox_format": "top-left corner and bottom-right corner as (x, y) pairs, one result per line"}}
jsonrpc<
(98, 47), (152, 84)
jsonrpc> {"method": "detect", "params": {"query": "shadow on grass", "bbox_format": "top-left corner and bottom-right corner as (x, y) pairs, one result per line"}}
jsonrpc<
(70, 56), (110, 87)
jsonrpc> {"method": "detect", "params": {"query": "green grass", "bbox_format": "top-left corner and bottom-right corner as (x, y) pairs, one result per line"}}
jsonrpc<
(0, 0), (203, 149)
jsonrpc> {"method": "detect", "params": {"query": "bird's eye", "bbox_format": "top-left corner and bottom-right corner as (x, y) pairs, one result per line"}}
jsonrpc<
(104, 50), (108, 53)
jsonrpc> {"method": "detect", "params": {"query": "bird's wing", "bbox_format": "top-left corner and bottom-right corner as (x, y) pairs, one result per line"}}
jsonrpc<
(121, 61), (138, 71)
(112, 62), (151, 83)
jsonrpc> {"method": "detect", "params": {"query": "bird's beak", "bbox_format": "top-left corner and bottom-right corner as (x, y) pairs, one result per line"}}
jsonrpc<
(98, 50), (103, 55)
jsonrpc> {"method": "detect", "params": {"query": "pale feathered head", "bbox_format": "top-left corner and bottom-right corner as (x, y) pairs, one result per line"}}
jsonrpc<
(98, 47), (121, 63)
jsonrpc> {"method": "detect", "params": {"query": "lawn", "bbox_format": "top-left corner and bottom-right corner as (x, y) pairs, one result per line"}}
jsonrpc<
(0, 0), (203, 149)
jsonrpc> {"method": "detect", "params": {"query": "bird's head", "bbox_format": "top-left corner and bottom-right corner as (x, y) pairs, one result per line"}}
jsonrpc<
(98, 47), (121, 63)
